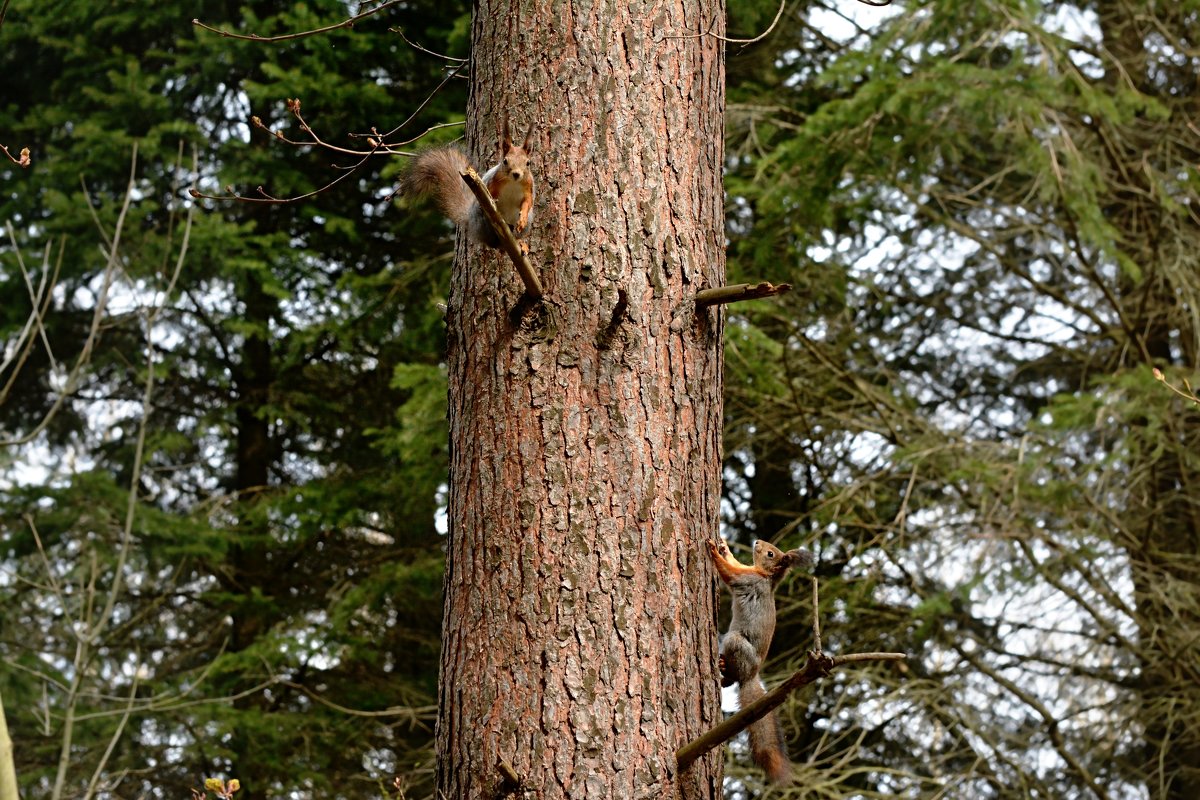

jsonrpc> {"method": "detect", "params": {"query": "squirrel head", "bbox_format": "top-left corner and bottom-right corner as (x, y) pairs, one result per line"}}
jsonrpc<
(499, 141), (531, 183)
(499, 116), (534, 181)
(753, 540), (814, 577)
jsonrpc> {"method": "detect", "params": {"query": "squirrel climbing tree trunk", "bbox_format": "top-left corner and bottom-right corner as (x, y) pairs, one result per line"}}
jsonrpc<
(436, 0), (727, 797)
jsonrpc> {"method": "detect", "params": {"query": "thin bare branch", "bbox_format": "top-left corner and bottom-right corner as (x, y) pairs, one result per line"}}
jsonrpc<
(713, 0), (787, 46)
(0, 144), (135, 449)
(0, 233), (62, 408)
(190, 141), (379, 205)
(664, 0), (788, 49)
(390, 26), (467, 62)
(811, 577), (822, 653)
(193, 0), (405, 43)
(81, 670), (140, 800)
(278, 681), (435, 722)
(351, 62), (466, 142)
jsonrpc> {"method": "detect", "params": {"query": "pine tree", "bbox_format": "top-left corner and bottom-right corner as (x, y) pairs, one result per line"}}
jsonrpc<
(722, 0), (1200, 796)
(434, 0), (730, 795)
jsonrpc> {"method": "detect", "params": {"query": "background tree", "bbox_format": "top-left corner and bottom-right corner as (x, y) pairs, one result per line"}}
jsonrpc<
(1, 2), (468, 797)
(720, 0), (1200, 796)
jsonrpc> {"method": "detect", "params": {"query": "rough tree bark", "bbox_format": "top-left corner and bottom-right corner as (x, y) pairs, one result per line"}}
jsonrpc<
(437, 0), (728, 797)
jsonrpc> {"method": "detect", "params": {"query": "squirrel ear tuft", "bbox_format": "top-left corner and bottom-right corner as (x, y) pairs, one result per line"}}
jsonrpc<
(521, 124), (534, 152)
(501, 114), (513, 150)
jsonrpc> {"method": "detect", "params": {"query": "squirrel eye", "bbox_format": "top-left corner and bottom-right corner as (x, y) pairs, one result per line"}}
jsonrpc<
(766, 551), (776, 559)
(503, 158), (510, 168)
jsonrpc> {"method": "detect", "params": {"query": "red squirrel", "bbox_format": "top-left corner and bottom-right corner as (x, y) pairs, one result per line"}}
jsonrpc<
(708, 538), (813, 784)
(402, 119), (534, 248)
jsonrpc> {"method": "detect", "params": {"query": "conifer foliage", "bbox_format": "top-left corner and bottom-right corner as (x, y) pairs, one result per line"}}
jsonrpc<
(722, 0), (1200, 796)
(1, 2), (467, 797)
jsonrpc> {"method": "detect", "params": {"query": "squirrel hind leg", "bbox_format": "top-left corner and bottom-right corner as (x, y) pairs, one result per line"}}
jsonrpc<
(719, 632), (760, 687)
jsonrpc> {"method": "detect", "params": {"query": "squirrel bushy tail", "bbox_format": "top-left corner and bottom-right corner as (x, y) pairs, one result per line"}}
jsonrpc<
(738, 677), (792, 784)
(402, 147), (475, 227)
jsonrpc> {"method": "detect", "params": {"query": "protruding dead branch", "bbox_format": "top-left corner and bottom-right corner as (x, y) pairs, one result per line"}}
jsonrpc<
(496, 759), (522, 796)
(695, 281), (792, 309)
(677, 575), (907, 774)
(460, 168), (543, 301)
(678, 650), (832, 773)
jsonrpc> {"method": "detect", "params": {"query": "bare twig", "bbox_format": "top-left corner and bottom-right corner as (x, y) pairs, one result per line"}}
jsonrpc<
(351, 62), (466, 142)
(390, 27), (467, 62)
(665, 0), (786, 49)
(279, 681), (435, 722)
(81, 670), (140, 800)
(713, 0), (787, 46)
(460, 168), (543, 300)
(0, 144), (135, 449)
(1152, 367), (1200, 406)
(695, 281), (792, 309)
(193, 0), (406, 43)
(811, 577), (822, 654)
(0, 234), (62, 408)
(190, 140), (379, 204)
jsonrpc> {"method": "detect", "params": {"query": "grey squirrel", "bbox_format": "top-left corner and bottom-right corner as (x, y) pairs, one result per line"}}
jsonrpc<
(708, 539), (814, 784)
(402, 120), (535, 248)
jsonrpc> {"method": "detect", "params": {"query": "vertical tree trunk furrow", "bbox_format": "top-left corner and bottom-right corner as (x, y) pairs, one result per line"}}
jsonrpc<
(438, 0), (726, 796)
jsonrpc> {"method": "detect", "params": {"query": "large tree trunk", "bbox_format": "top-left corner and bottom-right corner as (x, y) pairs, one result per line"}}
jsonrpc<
(436, 1), (728, 797)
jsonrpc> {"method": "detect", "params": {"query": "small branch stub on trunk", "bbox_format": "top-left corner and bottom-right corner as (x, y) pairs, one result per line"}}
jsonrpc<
(695, 281), (792, 309)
